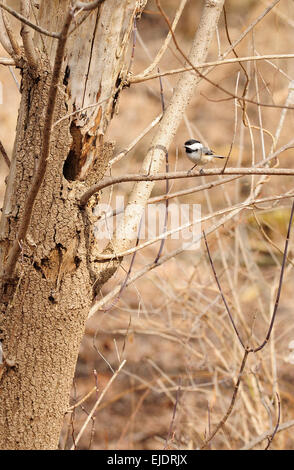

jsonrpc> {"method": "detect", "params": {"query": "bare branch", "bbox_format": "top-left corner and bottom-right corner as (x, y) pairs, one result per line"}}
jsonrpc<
(241, 419), (294, 450)
(52, 95), (113, 129)
(0, 2), (60, 38)
(264, 393), (281, 450)
(130, 54), (294, 84)
(143, 140), (294, 204)
(0, 57), (15, 65)
(0, 139), (10, 168)
(200, 349), (250, 449)
(0, 7), (14, 57)
(88, 155), (294, 318)
(74, 0), (105, 11)
(80, 167), (294, 206)
(138, 0), (187, 78)
(109, 114), (162, 166)
(71, 359), (126, 449)
(203, 230), (245, 349)
(20, 0), (38, 69)
(94, 193), (294, 261)
(252, 199), (294, 353)
(1, 2), (21, 59)
(155, 0), (293, 111)
(1, 9), (74, 282)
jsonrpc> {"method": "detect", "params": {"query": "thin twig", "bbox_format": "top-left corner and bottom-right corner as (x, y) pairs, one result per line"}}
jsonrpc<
(1, 3), (21, 58)
(9, 65), (20, 90)
(264, 393), (281, 450)
(241, 419), (294, 450)
(155, 1), (293, 111)
(52, 95), (114, 129)
(94, 192), (294, 261)
(71, 359), (126, 449)
(154, 69), (168, 263)
(130, 0), (280, 86)
(200, 349), (250, 449)
(203, 230), (245, 349)
(223, 5), (249, 128)
(252, 200), (294, 353)
(127, 16), (137, 74)
(129, 54), (294, 84)
(0, 139), (10, 168)
(164, 381), (181, 449)
(0, 1), (60, 38)
(0, 57), (15, 65)
(88, 187), (294, 317)
(199, 200), (294, 447)
(109, 114), (162, 166)
(138, 0), (187, 78)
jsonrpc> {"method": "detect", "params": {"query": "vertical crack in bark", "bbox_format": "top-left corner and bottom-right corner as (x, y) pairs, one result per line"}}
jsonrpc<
(81, 11), (100, 109)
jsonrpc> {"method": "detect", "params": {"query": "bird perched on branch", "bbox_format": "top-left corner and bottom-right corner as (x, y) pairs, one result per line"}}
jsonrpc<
(184, 139), (225, 172)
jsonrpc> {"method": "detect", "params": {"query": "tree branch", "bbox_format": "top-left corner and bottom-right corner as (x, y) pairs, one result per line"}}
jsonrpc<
(264, 393), (281, 450)
(0, 57), (15, 65)
(129, 54), (294, 85)
(241, 419), (294, 450)
(80, 167), (294, 206)
(0, 2), (60, 38)
(200, 349), (250, 449)
(74, 0), (105, 11)
(137, 0), (187, 79)
(252, 200), (294, 353)
(109, 114), (162, 166)
(20, 0), (38, 69)
(0, 139), (10, 168)
(0, 2), (21, 59)
(0, 7), (14, 57)
(94, 192), (294, 261)
(156, 0), (293, 111)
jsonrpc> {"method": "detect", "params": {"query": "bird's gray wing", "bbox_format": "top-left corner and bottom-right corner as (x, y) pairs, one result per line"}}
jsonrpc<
(202, 147), (214, 155)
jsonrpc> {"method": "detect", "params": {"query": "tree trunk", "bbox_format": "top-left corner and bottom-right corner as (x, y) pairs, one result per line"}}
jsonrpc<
(0, 0), (145, 449)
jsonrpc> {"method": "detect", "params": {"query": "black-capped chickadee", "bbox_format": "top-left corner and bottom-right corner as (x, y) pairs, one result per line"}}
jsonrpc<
(184, 139), (225, 171)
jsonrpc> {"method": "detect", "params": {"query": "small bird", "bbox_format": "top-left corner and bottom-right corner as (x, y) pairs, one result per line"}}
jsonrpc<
(184, 139), (225, 172)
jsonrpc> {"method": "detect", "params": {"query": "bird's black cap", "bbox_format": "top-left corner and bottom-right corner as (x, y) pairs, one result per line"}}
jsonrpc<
(184, 139), (200, 146)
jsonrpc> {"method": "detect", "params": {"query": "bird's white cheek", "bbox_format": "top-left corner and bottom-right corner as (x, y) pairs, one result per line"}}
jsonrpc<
(191, 143), (203, 151)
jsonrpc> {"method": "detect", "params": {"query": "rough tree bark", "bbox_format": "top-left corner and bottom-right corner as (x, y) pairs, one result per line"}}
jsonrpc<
(0, 0), (224, 450)
(0, 0), (146, 449)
